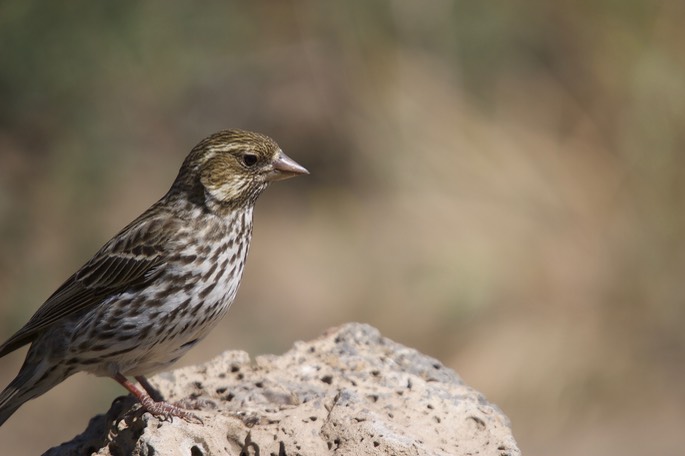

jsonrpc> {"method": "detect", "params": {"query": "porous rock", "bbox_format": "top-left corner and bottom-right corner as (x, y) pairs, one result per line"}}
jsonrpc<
(46, 323), (520, 456)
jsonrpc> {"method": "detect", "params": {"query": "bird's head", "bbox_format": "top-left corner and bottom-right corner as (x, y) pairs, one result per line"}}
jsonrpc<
(172, 130), (308, 211)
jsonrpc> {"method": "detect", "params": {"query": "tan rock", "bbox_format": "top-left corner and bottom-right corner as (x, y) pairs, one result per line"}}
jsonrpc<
(47, 323), (520, 456)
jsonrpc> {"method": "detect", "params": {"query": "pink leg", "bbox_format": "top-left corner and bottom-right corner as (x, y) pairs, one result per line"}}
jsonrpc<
(113, 373), (203, 424)
(135, 375), (164, 401)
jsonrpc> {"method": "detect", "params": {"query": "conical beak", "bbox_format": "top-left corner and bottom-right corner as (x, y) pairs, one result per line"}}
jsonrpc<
(267, 150), (309, 182)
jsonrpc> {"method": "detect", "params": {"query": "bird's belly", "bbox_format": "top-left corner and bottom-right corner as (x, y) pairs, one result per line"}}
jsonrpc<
(73, 265), (244, 377)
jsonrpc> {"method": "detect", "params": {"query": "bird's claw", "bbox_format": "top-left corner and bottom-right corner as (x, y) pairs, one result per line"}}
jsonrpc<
(140, 397), (204, 425)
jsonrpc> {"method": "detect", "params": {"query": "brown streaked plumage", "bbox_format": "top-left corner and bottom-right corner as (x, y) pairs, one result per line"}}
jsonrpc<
(0, 129), (308, 425)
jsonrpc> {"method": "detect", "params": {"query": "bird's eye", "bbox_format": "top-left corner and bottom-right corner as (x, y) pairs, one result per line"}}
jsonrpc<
(242, 153), (258, 167)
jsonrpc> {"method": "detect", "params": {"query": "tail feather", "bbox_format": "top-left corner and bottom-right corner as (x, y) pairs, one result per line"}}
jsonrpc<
(0, 331), (35, 359)
(0, 358), (71, 426)
(0, 387), (23, 427)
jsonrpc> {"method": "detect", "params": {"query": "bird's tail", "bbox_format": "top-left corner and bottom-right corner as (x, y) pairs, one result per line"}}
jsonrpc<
(0, 355), (71, 426)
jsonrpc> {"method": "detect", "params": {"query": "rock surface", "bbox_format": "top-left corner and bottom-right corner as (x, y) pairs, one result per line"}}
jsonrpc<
(46, 323), (520, 456)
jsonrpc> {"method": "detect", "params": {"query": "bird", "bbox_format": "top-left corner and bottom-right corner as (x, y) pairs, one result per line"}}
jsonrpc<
(0, 129), (308, 425)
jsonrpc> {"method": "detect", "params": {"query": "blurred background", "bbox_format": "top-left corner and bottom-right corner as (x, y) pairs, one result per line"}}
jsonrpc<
(1, 1), (684, 454)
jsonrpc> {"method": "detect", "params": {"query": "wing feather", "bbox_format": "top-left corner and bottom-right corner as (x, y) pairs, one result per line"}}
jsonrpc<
(0, 208), (180, 357)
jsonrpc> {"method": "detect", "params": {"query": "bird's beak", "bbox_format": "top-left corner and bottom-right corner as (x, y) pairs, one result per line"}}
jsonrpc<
(267, 151), (309, 182)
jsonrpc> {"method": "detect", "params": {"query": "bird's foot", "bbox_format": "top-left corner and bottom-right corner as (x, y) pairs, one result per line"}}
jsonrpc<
(139, 395), (204, 424)
(174, 396), (217, 411)
(114, 373), (203, 424)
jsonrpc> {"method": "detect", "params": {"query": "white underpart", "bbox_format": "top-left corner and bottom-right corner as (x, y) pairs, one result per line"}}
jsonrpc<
(74, 207), (254, 378)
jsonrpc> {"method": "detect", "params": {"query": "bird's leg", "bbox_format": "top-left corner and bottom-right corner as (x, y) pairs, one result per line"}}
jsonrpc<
(135, 374), (214, 411)
(135, 375), (164, 402)
(112, 372), (203, 424)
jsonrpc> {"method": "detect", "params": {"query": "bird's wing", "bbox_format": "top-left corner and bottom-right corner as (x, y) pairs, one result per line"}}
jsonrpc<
(0, 209), (181, 357)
